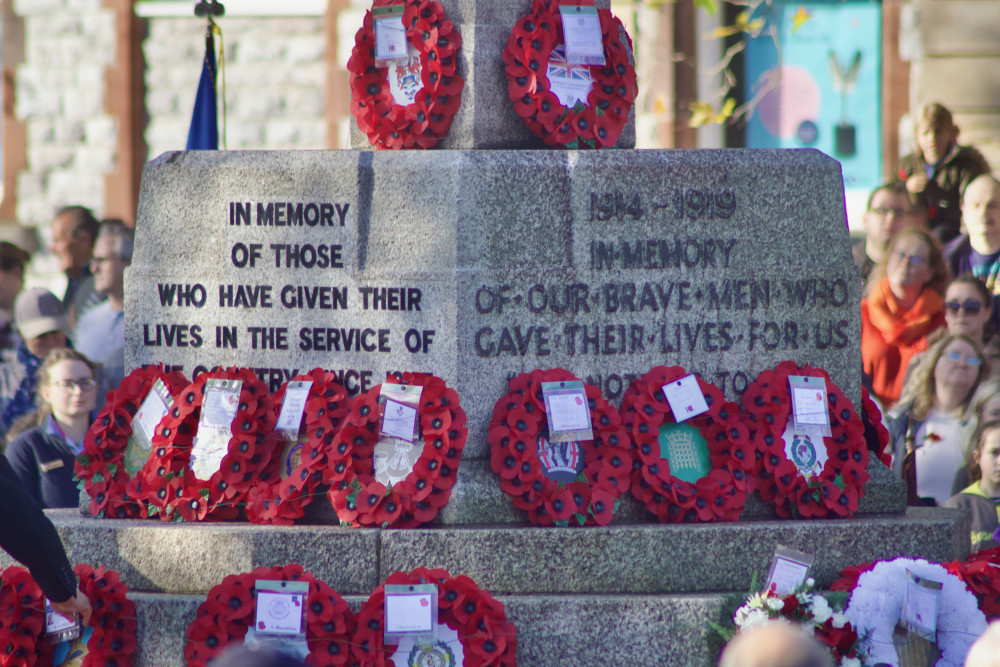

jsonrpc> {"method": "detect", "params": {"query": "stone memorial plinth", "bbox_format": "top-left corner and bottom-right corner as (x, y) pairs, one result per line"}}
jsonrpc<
(126, 148), (870, 524)
(345, 0), (636, 150)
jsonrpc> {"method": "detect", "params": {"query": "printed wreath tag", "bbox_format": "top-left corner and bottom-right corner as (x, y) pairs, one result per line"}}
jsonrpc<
(184, 564), (353, 667)
(0, 564), (137, 667)
(742, 361), (869, 519)
(489, 368), (631, 526)
(352, 568), (517, 667)
(133, 366), (279, 522)
(620, 366), (754, 523)
(76, 364), (188, 519)
(327, 372), (468, 528)
(245, 369), (352, 525)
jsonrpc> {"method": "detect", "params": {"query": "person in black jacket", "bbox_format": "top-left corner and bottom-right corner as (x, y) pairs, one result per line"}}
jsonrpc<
(0, 450), (91, 623)
(5, 348), (97, 508)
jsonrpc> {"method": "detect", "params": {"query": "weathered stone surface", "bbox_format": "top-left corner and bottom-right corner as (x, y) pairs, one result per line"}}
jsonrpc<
(128, 148), (865, 522)
(0, 510), (381, 595)
(380, 507), (970, 594)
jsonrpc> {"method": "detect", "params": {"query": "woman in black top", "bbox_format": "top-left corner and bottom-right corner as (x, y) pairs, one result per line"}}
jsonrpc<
(5, 348), (97, 508)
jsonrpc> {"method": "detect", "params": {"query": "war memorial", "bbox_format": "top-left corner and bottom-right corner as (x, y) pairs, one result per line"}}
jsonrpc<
(0, 0), (975, 665)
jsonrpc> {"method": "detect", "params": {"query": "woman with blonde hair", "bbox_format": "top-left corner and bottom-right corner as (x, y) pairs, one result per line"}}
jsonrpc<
(4, 348), (97, 508)
(862, 227), (949, 408)
(888, 333), (987, 505)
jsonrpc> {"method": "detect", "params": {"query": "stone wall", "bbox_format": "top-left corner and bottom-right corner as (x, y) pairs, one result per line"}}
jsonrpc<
(143, 16), (329, 158)
(11, 0), (117, 227)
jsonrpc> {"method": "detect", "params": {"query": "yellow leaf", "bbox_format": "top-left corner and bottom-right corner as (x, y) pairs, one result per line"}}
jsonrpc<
(791, 6), (811, 33)
(653, 95), (668, 115)
(718, 97), (736, 120)
(688, 101), (715, 128)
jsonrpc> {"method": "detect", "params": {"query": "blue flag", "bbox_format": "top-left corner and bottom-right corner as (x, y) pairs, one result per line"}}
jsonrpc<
(186, 27), (218, 150)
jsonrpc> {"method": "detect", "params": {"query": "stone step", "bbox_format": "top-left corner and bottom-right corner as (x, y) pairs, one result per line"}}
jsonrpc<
(133, 591), (728, 667)
(5, 506), (967, 598)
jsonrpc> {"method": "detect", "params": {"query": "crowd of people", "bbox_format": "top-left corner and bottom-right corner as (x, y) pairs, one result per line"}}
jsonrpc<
(857, 103), (1000, 554)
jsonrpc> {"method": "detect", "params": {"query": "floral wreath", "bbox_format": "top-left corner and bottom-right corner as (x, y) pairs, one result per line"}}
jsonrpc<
(620, 366), (754, 523)
(347, 0), (464, 149)
(488, 368), (630, 526)
(134, 367), (278, 522)
(860, 387), (892, 467)
(718, 578), (865, 667)
(245, 369), (352, 525)
(742, 362), (869, 519)
(326, 372), (468, 528)
(844, 557), (986, 666)
(502, 0), (636, 148)
(352, 567), (516, 666)
(0, 564), (137, 667)
(184, 564), (353, 667)
(75, 364), (188, 519)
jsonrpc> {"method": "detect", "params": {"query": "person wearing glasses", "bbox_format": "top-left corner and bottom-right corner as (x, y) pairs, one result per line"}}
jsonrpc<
(4, 348), (97, 508)
(862, 227), (949, 408)
(944, 175), (1000, 332)
(900, 275), (1000, 402)
(888, 334), (988, 505)
(72, 221), (131, 397)
(854, 182), (921, 295)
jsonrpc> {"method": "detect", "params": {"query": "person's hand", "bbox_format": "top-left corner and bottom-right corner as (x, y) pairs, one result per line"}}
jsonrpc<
(906, 173), (928, 195)
(50, 588), (92, 626)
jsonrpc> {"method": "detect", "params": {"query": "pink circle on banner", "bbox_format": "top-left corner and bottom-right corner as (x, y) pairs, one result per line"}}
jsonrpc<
(755, 66), (820, 140)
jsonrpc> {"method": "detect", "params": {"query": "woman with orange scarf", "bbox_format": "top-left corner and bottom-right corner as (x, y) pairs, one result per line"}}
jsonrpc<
(862, 227), (949, 407)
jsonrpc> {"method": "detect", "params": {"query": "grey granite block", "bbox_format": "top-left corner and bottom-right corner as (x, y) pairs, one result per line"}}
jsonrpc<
(380, 507), (971, 594)
(0, 510), (381, 595)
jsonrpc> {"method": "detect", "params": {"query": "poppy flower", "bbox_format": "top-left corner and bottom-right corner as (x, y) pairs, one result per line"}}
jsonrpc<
(583, 484), (613, 525)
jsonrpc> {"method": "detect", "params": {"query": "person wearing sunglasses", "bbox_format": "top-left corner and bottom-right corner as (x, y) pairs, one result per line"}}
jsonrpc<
(943, 174), (1000, 332)
(900, 274), (1000, 401)
(889, 333), (988, 506)
(862, 227), (949, 408)
(4, 348), (97, 508)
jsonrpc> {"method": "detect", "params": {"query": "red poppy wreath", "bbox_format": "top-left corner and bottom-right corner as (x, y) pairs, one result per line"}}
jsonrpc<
(619, 366), (754, 523)
(0, 564), (136, 667)
(742, 361), (869, 519)
(133, 367), (279, 522)
(502, 0), (636, 148)
(184, 564), (353, 667)
(75, 364), (188, 519)
(352, 568), (516, 667)
(245, 369), (352, 525)
(326, 372), (468, 528)
(488, 368), (631, 526)
(348, 0), (464, 149)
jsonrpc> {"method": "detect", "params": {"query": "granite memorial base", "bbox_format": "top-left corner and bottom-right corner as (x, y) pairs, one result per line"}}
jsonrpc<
(1, 505), (970, 666)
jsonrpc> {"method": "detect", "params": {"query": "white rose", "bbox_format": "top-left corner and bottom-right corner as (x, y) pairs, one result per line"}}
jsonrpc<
(810, 596), (832, 624)
(840, 657), (861, 667)
(831, 612), (849, 629)
(766, 596), (785, 612)
(806, 577), (816, 588)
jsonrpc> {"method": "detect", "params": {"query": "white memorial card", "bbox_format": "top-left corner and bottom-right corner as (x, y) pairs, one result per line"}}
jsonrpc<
(789, 375), (830, 431)
(901, 569), (942, 641)
(559, 4), (605, 65)
(765, 547), (814, 595)
(255, 591), (305, 635)
(662, 374), (710, 422)
(381, 399), (418, 442)
(189, 379), (241, 481)
(125, 378), (174, 473)
(276, 380), (312, 440)
(384, 584), (438, 644)
(374, 5), (408, 66)
(542, 380), (593, 443)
